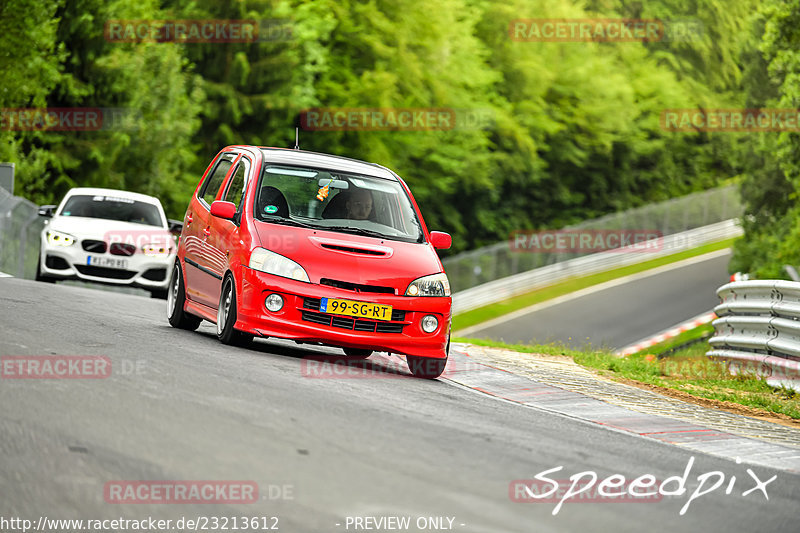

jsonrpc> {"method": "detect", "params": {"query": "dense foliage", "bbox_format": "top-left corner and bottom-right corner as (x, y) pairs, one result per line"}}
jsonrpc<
(0, 0), (796, 270)
(729, 0), (800, 278)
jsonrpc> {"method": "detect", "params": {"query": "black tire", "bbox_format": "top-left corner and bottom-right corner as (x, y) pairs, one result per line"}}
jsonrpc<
(216, 274), (254, 347)
(150, 288), (168, 300)
(35, 258), (55, 283)
(342, 348), (373, 359)
(407, 355), (448, 379)
(167, 261), (202, 330)
(406, 334), (450, 379)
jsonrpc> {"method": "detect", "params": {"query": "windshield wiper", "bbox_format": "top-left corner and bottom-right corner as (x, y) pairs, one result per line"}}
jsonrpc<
(259, 215), (314, 228)
(323, 226), (397, 240)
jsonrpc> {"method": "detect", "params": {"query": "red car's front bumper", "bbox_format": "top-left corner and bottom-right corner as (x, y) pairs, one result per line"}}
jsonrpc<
(235, 268), (451, 358)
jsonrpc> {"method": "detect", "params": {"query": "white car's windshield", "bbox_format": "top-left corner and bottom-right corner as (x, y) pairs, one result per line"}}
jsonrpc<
(255, 165), (423, 243)
(59, 194), (165, 227)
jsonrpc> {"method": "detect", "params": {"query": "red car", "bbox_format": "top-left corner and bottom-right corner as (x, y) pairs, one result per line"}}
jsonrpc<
(167, 146), (453, 378)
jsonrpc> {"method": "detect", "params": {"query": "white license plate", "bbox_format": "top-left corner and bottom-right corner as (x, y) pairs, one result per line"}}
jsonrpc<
(86, 256), (129, 269)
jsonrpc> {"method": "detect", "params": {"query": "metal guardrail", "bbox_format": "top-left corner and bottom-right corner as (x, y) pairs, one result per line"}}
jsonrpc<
(452, 219), (742, 314)
(708, 280), (800, 391)
(443, 185), (743, 293)
(0, 187), (44, 279)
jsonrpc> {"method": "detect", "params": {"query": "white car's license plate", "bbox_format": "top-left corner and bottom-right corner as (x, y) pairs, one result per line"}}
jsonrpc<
(86, 256), (129, 269)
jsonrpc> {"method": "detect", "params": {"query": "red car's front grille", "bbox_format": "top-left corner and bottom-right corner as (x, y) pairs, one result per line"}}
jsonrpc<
(303, 297), (406, 321)
(300, 311), (405, 334)
(300, 298), (406, 334)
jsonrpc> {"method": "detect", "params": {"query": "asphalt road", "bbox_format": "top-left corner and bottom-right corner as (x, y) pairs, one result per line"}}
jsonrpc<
(463, 250), (732, 350)
(1, 275), (798, 533)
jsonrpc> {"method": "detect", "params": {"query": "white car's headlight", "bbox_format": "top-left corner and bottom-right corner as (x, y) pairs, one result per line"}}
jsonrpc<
(249, 247), (310, 282)
(47, 230), (76, 247)
(142, 243), (173, 256)
(405, 273), (450, 297)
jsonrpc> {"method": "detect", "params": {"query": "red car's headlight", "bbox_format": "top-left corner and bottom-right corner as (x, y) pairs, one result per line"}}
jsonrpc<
(249, 247), (310, 282)
(405, 273), (450, 297)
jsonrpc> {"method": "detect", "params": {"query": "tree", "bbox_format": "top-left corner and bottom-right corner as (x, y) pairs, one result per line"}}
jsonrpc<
(731, 0), (800, 278)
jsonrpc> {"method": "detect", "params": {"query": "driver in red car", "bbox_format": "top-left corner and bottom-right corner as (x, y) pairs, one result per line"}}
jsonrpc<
(345, 188), (373, 220)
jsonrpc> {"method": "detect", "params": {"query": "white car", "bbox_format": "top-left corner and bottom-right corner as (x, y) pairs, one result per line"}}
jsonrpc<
(36, 187), (178, 298)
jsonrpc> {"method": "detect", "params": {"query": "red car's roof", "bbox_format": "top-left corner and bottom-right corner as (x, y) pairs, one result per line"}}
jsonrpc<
(248, 146), (398, 181)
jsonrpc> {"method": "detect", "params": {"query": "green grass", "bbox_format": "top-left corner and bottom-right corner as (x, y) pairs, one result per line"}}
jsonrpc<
(454, 336), (800, 420)
(453, 336), (592, 358)
(576, 343), (800, 419)
(633, 322), (715, 357)
(453, 237), (737, 332)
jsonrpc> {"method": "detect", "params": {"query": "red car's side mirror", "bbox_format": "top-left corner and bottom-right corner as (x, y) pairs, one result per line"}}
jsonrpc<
(210, 200), (237, 220)
(430, 231), (452, 250)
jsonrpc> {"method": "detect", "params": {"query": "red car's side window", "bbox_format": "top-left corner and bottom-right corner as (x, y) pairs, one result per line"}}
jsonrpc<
(222, 156), (251, 212)
(198, 153), (237, 207)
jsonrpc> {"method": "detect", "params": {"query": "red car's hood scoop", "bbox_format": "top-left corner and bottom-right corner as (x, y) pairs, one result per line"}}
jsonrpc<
(252, 221), (445, 290)
(308, 236), (393, 258)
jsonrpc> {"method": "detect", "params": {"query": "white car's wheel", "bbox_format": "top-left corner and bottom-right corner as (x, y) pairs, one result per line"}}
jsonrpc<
(35, 257), (55, 283)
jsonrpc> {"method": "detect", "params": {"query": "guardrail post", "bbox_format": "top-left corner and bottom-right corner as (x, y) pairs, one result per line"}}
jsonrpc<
(18, 210), (41, 278)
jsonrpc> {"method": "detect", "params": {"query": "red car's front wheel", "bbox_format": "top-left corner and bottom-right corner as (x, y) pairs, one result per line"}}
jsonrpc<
(167, 261), (202, 331)
(217, 274), (254, 347)
(406, 355), (448, 379)
(407, 335), (449, 379)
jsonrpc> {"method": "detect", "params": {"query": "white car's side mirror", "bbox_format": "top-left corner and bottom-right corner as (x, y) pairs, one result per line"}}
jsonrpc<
(38, 205), (56, 218)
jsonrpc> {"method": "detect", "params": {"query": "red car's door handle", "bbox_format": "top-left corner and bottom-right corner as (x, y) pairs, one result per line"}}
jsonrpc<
(186, 214), (193, 225)
(202, 227), (211, 237)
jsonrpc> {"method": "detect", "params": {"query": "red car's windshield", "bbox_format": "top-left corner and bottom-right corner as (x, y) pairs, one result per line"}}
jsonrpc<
(254, 165), (424, 243)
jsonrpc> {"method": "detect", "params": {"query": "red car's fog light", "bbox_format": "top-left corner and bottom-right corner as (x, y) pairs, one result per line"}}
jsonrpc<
(265, 293), (284, 312)
(421, 314), (439, 333)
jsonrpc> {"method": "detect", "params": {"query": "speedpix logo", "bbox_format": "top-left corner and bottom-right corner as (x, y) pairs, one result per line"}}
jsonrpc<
(510, 456), (776, 516)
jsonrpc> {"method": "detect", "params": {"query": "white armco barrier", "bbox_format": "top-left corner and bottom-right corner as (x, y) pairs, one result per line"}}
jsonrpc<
(452, 219), (742, 314)
(708, 280), (800, 391)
